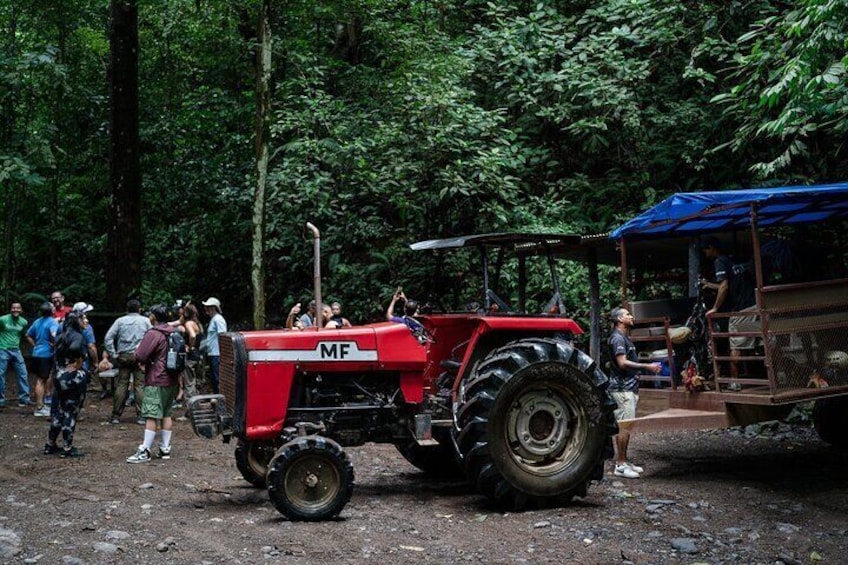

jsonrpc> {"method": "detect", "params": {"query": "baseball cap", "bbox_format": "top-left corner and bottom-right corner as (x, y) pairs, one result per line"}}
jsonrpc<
(72, 301), (94, 313)
(202, 297), (222, 311)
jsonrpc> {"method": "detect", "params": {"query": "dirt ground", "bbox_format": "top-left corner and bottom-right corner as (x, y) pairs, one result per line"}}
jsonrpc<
(1, 389), (847, 565)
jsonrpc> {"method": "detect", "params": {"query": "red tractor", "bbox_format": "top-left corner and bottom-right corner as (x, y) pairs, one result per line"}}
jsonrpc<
(188, 232), (616, 521)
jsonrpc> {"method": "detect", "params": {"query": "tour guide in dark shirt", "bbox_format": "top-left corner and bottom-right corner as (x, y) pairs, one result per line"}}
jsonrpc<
(608, 307), (661, 479)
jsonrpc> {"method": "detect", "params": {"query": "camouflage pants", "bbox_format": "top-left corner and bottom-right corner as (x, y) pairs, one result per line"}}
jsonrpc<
(48, 368), (87, 450)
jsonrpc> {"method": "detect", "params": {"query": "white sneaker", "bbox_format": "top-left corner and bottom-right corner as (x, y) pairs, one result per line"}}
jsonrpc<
(625, 462), (644, 474)
(33, 406), (51, 417)
(126, 445), (151, 464)
(614, 463), (640, 479)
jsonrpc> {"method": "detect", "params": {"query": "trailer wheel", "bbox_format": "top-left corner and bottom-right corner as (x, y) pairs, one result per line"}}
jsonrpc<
(234, 439), (276, 488)
(453, 338), (616, 510)
(812, 397), (848, 449)
(395, 428), (463, 478)
(266, 436), (354, 521)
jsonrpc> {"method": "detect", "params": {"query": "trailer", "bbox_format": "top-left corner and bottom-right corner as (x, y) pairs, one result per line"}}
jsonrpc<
(608, 182), (848, 446)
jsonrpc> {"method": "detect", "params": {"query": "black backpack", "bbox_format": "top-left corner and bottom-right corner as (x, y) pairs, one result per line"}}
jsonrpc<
(165, 330), (187, 375)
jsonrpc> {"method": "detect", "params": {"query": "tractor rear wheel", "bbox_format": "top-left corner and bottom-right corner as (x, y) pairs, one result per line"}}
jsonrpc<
(266, 436), (354, 521)
(234, 439), (276, 488)
(453, 338), (616, 510)
(812, 397), (848, 449)
(395, 427), (462, 478)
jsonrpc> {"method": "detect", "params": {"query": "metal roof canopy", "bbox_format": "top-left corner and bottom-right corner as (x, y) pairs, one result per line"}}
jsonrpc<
(610, 182), (848, 240)
(410, 232), (607, 361)
(410, 232), (583, 253)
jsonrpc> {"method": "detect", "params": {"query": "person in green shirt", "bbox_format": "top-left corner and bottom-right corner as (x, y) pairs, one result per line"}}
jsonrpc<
(0, 302), (31, 407)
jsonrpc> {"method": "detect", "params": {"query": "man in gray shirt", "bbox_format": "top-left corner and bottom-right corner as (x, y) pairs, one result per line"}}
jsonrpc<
(102, 299), (152, 425)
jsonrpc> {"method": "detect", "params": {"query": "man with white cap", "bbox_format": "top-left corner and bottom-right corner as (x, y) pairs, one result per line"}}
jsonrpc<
(202, 297), (227, 394)
(72, 302), (98, 371)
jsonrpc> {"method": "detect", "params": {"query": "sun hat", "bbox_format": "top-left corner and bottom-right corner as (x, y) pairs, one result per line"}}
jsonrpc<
(202, 297), (222, 312)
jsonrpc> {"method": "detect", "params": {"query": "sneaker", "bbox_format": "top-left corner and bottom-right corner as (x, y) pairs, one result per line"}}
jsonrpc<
(136, 417), (146, 425)
(127, 445), (151, 464)
(625, 462), (644, 474)
(43, 443), (60, 455)
(99, 390), (112, 400)
(157, 445), (171, 460)
(44, 395), (52, 406)
(59, 447), (85, 458)
(727, 382), (742, 392)
(18, 398), (32, 407)
(110, 417), (120, 425)
(172, 400), (184, 409)
(614, 463), (640, 479)
(33, 406), (51, 417)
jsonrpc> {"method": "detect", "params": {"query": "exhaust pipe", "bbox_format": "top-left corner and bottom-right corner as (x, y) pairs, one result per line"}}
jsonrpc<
(306, 222), (322, 329)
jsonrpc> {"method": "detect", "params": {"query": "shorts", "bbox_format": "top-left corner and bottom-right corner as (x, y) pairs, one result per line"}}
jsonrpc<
(140, 385), (179, 420)
(611, 391), (639, 422)
(32, 357), (54, 379)
(729, 306), (760, 350)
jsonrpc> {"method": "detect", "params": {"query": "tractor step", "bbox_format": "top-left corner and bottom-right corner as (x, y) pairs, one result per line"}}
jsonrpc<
(413, 413), (439, 446)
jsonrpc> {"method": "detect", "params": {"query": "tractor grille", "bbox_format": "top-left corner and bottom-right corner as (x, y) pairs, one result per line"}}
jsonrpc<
(219, 333), (247, 436)
(219, 335), (237, 414)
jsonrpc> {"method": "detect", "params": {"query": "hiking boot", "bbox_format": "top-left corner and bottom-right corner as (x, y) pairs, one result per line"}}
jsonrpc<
(59, 447), (85, 458)
(33, 406), (51, 417)
(43, 443), (60, 455)
(127, 445), (151, 464)
(625, 462), (644, 474)
(157, 445), (172, 460)
(614, 463), (640, 479)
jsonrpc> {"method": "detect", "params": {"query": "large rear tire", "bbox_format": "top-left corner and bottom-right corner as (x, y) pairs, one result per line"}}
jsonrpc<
(234, 439), (276, 488)
(266, 436), (354, 521)
(812, 397), (848, 449)
(453, 338), (616, 510)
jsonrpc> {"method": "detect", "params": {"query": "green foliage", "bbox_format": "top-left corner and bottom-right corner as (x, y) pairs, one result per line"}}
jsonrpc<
(1, 0), (845, 326)
(698, 0), (848, 178)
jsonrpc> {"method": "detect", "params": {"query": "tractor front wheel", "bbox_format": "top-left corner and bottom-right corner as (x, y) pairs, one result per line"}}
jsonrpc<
(266, 436), (354, 521)
(453, 338), (616, 510)
(234, 439), (276, 488)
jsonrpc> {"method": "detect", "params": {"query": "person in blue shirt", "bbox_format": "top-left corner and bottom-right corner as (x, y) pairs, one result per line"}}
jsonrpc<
(202, 297), (227, 394)
(27, 302), (60, 416)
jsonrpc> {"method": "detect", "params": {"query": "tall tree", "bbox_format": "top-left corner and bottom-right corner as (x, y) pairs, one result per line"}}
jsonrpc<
(252, 0), (272, 329)
(106, 0), (142, 309)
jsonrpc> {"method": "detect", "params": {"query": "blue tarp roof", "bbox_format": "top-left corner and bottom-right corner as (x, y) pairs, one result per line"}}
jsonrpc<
(610, 182), (848, 240)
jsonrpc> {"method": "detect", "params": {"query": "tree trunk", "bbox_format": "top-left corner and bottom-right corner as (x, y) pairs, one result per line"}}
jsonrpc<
(252, 0), (272, 329)
(105, 0), (142, 310)
(2, 5), (18, 303)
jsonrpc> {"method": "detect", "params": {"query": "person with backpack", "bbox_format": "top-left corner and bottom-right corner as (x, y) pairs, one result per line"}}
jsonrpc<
(126, 305), (181, 464)
(43, 311), (89, 458)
